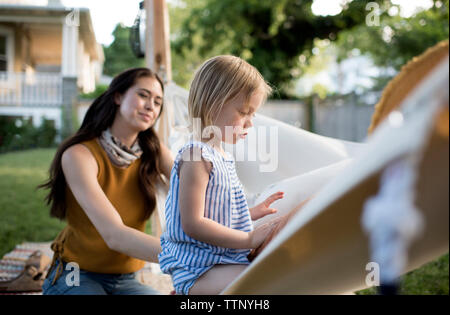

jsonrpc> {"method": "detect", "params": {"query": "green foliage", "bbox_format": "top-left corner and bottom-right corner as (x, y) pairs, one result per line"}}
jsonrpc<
(36, 119), (58, 148)
(312, 83), (329, 99)
(169, 0), (208, 88)
(103, 24), (146, 77)
(337, 1), (449, 71)
(79, 84), (109, 100)
(0, 117), (57, 153)
(172, 0), (384, 94)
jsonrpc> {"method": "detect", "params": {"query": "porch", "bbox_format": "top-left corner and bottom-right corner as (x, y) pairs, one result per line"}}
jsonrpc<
(0, 71), (65, 129)
(0, 71), (62, 107)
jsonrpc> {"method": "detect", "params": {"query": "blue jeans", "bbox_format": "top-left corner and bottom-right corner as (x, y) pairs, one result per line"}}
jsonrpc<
(43, 259), (160, 295)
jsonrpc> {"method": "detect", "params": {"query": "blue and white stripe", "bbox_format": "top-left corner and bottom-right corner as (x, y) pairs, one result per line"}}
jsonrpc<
(158, 140), (252, 295)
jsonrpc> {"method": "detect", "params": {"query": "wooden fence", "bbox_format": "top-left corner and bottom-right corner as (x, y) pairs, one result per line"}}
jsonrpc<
(263, 91), (380, 142)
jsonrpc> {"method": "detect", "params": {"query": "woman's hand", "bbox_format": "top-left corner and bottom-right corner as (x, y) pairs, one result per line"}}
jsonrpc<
(250, 191), (284, 221)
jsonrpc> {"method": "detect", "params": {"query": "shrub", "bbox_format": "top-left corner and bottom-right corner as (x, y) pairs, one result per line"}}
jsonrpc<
(0, 116), (57, 153)
(79, 84), (109, 100)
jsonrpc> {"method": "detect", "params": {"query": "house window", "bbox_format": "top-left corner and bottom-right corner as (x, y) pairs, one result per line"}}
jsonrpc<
(0, 35), (7, 71)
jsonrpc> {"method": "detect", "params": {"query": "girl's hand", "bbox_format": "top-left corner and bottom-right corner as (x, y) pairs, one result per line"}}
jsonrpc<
(250, 191), (284, 221)
(248, 217), (283, 248)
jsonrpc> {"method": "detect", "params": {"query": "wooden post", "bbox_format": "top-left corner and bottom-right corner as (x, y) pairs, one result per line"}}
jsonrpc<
(144, 0), (172, 82)
(144, 0), (172, 238)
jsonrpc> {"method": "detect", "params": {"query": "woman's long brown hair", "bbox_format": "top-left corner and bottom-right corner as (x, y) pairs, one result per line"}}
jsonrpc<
(39, 68), (165, 220)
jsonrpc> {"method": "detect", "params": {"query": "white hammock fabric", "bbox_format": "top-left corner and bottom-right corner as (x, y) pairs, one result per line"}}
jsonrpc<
(154, 56), (449, 294)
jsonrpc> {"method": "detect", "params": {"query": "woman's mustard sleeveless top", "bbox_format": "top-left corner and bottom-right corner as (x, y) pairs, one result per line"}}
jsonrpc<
(50, 138), (148, 275)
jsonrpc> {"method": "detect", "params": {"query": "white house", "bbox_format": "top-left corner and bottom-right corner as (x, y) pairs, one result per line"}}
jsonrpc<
(0, 0), (104, 131)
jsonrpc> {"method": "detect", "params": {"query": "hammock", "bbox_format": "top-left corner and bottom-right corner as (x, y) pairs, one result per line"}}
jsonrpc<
(154, 40), (449, 294)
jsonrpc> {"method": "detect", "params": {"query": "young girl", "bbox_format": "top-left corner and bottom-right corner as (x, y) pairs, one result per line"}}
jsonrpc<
(159, 55), (284, 295)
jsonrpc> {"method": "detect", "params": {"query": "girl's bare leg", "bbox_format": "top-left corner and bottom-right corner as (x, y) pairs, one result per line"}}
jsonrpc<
(188, 264), (247, 295)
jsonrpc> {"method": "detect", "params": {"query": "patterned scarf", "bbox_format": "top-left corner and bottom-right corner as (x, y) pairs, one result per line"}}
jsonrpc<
(99, 129), (143, 167)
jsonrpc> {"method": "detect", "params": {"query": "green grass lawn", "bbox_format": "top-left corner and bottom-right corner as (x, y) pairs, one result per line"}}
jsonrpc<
(356, 253), (449, 295)
(0, 148), (448, 294)
(0, 148), (65, 256)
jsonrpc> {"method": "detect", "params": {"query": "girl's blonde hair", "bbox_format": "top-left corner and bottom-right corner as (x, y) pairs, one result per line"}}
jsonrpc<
(188, 55), (272, 129)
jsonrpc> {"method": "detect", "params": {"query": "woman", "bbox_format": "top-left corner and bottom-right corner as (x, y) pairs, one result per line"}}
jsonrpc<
(40, 68), (174, 295)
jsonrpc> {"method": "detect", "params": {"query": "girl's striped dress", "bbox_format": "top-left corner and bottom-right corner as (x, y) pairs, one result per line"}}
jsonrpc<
(158, 140), (253, 295)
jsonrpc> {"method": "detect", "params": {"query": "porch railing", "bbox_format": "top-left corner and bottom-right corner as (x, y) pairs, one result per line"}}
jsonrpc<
(0, 71), (63, 107)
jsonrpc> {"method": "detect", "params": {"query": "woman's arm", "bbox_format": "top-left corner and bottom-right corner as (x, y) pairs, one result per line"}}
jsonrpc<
(178, 148), (275, 249)
(61, 144), (161, 263)
(159, 141), (174, 180)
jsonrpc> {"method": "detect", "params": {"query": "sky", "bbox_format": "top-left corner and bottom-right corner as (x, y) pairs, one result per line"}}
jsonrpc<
(61, 0), (143, 45)
(60, 0), (436, 46)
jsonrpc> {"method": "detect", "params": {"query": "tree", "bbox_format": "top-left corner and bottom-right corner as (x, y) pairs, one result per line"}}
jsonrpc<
(336, 0), (449, 73)
(168, 0), (207, 88)
(103, 23), (146, 77)
(172, 0), (385, 96)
